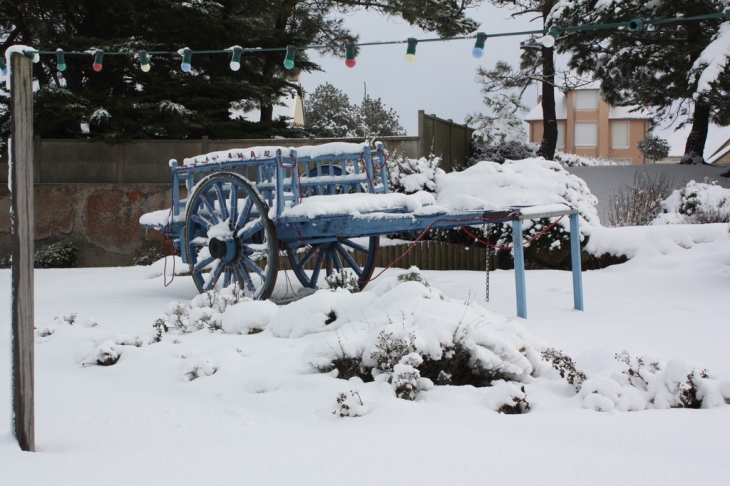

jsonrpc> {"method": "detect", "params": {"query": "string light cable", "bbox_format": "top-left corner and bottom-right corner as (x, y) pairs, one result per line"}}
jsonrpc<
(3, 8), (727, 73)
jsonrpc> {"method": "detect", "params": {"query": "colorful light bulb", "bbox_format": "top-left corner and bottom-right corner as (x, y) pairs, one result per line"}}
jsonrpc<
(405, 38), (417, 64)
(283, 45), (296, 70)
(229, 46), (243, 71)
(345, 42), (357, 68)
(628, 19), (644, 31)
(139, 50), (150, 72)
(180, 48), (192, 72)
(540, 27), (559, 48)
(56, 49), (66, 71)
(92, 50), (104, 71)
(472, 32), (487, 59)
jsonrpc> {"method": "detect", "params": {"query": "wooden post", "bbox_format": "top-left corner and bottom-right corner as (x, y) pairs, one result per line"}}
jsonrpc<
(10, 52), (35, 452)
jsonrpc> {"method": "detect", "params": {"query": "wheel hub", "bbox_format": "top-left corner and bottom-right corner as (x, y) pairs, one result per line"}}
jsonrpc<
(209, 237), (237, 263)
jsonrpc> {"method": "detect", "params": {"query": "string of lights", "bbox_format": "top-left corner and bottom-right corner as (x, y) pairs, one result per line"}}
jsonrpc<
(1, 8), (728, 76)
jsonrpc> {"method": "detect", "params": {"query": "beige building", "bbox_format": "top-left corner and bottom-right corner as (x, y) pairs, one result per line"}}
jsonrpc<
(525, 86), (652, 164)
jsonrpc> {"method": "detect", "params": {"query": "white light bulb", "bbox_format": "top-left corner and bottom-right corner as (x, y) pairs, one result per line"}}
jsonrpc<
(540, 34), (556, 48)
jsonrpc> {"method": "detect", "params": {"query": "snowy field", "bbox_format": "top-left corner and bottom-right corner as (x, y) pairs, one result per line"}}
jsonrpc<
(1, 224), (730, 485)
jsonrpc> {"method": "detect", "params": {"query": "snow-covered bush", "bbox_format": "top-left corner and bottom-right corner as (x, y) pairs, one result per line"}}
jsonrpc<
(606, 171), (674, 227)
(579, 351), (726, 412)
(302, 271), (544, 399)
(35, 240), (80, 268)
(553, 151), (621, 167)
(155, 284), (277, 336)
(333, 390), (370, 417)
(483, 381), (530, 414)
(637, 135), (671, 163)
(387, 152), (443, 194)
(541, 348), (586, 392)
(133, 242), (164, 266)
(2, 240), (80, 269)
(465, 140), (536, 166)
(655, 179), (730, 224)
(325, 269), (360, 293)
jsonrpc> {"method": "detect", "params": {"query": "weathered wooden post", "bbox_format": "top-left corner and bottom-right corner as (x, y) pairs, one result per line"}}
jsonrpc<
(10, 50), (35, 452)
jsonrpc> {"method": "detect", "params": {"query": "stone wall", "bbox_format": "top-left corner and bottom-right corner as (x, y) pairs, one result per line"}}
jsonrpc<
(0, 184), (171, 266)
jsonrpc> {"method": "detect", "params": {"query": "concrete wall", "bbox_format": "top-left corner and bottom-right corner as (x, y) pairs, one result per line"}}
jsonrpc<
(0, 135), (422, 185)
(567, 164), (730, 221)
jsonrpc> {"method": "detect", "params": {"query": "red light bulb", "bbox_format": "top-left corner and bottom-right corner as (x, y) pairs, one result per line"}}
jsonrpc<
(345, 58), (356, 68)
(93, 62), (103, 72)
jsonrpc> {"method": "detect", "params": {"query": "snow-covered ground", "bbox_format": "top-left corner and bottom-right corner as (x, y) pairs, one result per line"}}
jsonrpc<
(1, 222), (729, 485)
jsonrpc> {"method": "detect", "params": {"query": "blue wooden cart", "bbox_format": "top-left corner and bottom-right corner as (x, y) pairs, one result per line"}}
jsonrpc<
(140, 142), (583, 318)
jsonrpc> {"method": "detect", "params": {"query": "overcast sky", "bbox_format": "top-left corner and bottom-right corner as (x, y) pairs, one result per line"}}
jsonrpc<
(300, 3), (536, 135)
(298, 4), (730, 157)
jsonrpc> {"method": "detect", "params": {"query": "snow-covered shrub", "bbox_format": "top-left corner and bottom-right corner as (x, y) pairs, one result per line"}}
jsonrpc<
(392, 353), (431, 401)
(396, 267), (429, 287)
(94, 341), (121, 366)
(541, 348), (586, 392)
(483, 381), (530, 414)
(1, 240), (80, 269)
(637, 135), (670, 163)
(34, 240), (79, 268)
(606, 171), (674, 227)
(303, 273), (543, 397)
(133, 242), (164, 266)
(465, 140), (536, 166)
(182, 359), (218, 381)
(155, 284), (275, 336)
(553, 151), (620, 167)
(325, 269), (360, 293)
(387, 152), (443, 194)
(369, 330), (417, 377)
(580, 351), (724, 412)
(655, 179), (730, 224)
(333, 390), (369, 417)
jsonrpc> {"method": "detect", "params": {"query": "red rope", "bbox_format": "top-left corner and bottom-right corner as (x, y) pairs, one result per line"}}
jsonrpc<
(359, 214), (509, 285)
(162, 208), (176, 287)
(461, 215), (565, 250)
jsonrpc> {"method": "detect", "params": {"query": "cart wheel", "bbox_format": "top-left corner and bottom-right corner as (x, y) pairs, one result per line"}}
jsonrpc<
(184, 172), (278, 299)
(286, 236), (379, 290)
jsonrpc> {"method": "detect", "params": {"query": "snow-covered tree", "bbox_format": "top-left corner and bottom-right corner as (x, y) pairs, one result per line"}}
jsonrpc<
(304, 83), (362, 137)
(637, 136), (671, 164)
(549, 0), (730, 164)
(304, 83), (405, 137)
(476, 1), (590, 160)
(359, 95), (406, 137)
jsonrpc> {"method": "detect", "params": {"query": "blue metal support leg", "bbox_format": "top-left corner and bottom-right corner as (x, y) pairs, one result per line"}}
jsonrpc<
(569, 213), (584, 311)
(512, 219), (527, 318)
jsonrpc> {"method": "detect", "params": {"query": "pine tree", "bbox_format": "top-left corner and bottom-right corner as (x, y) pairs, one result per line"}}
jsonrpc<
(1, 0), (483, 141)
(549, 0), (730, 164)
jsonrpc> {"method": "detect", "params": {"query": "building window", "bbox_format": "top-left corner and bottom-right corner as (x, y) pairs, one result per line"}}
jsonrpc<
(575, 122), (598, 147)
(612, 121), (630, 149)
(574, 90), (599, 110)
(557, 122), (565, 149)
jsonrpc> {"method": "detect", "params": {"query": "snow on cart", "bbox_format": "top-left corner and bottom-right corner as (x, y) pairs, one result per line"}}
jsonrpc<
(140, 142), (583, 317)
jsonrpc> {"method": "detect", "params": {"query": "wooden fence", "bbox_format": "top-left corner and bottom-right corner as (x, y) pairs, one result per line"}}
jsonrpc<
(279, 240), (499, 273)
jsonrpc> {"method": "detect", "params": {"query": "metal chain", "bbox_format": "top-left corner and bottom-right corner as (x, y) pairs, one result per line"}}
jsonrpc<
(485, 225), (491, 302)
